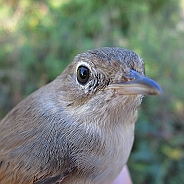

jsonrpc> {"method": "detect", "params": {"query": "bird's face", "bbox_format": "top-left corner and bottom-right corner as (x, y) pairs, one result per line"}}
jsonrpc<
(57, 47), (161, 111)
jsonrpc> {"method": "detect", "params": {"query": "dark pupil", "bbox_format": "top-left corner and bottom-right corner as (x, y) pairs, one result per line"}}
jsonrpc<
(77, 66), (89, 85)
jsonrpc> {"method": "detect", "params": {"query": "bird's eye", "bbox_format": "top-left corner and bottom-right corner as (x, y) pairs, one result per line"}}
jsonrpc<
(77, 65), (90, 85)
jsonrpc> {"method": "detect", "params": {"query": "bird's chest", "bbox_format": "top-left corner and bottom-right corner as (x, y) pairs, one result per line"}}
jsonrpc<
(97, 123), (135, 183)
(69, 122), (135, 184)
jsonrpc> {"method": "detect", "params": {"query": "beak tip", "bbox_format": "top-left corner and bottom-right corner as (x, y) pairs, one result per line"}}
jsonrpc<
(151, 88), (162, 95)
(149, 82), (162, 95)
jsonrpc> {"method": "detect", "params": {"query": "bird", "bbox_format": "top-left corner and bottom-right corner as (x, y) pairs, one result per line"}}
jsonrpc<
(0, 47), (162, 184)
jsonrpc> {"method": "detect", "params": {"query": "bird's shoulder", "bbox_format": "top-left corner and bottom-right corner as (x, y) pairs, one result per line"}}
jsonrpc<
(0, 81), (72, 184)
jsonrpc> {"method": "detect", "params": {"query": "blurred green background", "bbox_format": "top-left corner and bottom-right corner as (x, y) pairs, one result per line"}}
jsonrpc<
(0, 0), (184, 183)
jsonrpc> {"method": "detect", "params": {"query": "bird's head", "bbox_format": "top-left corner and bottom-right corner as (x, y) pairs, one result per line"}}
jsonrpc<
(55, 47), (161, 118)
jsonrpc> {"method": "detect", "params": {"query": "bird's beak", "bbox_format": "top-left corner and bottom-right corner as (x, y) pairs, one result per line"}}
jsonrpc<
(107, 70), (162, 95)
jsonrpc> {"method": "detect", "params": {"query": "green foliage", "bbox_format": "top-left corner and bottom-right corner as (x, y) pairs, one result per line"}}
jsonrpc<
(0, 0), (184, 183)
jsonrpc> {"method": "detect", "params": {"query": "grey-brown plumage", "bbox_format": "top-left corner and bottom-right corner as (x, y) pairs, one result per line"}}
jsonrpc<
(0, 47), (162, 184)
